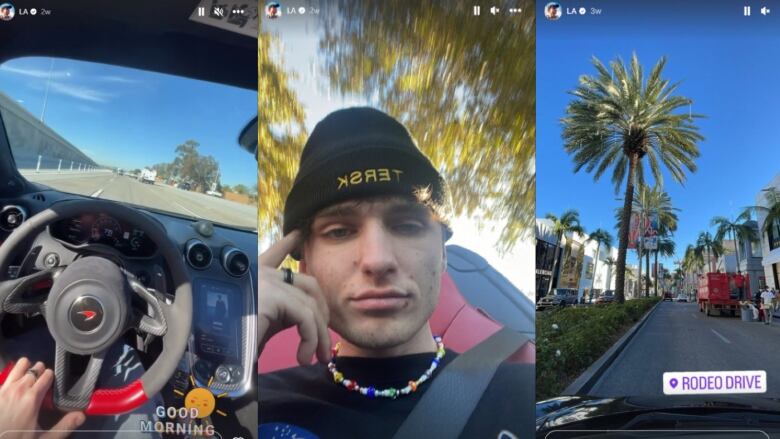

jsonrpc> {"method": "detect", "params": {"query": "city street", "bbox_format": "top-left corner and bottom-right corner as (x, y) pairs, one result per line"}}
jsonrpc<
(21, 171), (257, 230)
(588, 300), (780, 397)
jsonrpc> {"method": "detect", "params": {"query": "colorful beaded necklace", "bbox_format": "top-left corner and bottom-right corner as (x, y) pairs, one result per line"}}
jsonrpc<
(327, 336), (446, 399)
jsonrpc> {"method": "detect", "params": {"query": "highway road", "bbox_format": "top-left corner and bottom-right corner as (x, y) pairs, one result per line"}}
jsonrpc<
(21, 171), (257, 230)
(588, 301), (780, 398)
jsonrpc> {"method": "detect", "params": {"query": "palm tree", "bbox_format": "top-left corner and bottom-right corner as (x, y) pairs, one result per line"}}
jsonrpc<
(681, 244), (705, 295)
(545, 210), (586, 295)
(681, 244), (704, 296)
(603, 256), (616, 290)
(673, 268), (684, 293)
(654, 237), (676, 296)
(619, 184), (679, 296)
(586, 228), (613, 301)
(562, 53), (704, 304)
(695, 231), (724, 273)
(711, 214), (758, 274)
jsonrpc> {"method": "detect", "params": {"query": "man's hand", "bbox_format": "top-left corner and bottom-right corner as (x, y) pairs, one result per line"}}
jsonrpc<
(0, 357), (85, 439)
(259, 231), (332, 366)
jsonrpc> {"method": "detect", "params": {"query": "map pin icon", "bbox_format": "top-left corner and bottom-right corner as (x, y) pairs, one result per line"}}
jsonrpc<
(670, 378), (678, 389)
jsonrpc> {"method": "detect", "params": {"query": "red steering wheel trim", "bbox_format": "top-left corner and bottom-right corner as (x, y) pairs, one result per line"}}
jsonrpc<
(0, 361), (149, 415)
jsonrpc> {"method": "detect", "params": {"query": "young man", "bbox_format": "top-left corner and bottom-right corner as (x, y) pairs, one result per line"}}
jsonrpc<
(761, 287), (776, 325)
(266, 2), (280, 19)
(259, 107), (533, 438)
(545, 3), (561, 20)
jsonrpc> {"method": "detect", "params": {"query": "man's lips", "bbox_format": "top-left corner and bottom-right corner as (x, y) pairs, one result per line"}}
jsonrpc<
(349, 289), (410, 312)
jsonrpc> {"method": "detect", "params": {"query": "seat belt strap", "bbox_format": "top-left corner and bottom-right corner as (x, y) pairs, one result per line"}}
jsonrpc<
(392, 327), (531, 439)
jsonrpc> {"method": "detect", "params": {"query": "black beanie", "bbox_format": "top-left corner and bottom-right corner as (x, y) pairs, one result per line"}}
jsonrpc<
(283, 107), (451, 239)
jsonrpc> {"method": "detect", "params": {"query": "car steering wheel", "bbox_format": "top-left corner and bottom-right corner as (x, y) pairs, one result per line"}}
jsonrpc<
(0, 198), (192, 415)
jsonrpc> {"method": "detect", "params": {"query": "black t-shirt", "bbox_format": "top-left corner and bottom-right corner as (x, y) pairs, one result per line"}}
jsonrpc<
(259, 349), (534, 439)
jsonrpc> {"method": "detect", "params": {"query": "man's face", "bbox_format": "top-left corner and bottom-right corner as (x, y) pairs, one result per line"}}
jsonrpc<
(269, 6), (278, 15)
(301, 197), (446, 350)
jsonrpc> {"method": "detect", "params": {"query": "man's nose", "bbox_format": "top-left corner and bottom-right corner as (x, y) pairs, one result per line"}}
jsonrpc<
(357, 220), (398, 279)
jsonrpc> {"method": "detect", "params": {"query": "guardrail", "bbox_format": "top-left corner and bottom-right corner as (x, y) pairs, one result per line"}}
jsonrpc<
(16, 154), (107, 173)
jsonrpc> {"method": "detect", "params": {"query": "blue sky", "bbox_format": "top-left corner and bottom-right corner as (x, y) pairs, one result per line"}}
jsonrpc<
(0, 57), (257, 187)
(537, 0), (780, 269)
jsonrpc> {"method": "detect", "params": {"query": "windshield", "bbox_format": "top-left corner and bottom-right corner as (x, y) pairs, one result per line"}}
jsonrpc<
(0, 57), (257, 231)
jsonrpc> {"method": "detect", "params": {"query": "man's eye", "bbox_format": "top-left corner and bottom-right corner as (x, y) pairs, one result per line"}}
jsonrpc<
(323, 227), (352, 239)
(393, 222), (424, 234)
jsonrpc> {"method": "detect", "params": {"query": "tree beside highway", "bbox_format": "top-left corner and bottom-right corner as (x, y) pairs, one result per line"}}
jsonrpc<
(151, 140), (220, 193)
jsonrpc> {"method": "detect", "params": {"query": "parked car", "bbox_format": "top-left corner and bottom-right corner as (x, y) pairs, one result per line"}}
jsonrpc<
(663, 291), (673, 301)
(675, 295), (688, 302)
(537, 288), (579, 310)
(595, 291), (616, 304)
(177, 181), (192, 191)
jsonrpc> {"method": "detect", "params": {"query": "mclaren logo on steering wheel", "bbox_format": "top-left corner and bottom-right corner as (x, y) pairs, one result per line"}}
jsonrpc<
(69, 296), (104, 332)
(77, 310), (98, 321)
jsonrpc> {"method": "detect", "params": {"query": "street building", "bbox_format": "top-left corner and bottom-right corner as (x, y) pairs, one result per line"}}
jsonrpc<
(755, 173), (780, 290)
(713, 227), (765, 296)
(535, 218), (619, 302)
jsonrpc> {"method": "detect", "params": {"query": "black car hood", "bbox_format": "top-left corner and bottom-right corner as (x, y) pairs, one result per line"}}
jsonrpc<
(537, 394), (780, 429)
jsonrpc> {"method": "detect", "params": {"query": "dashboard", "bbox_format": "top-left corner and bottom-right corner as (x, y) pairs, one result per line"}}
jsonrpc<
(49, 213), (157, 258)
(1, 190), (258, 401)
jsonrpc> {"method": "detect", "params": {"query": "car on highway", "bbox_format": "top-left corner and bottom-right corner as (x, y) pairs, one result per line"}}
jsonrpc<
(177, 181), (192, 191)
(537, 288), (579, 310)
(0, 2), (258, 437)
(206, 190), (224, 198)
(138, 168), (157, 184)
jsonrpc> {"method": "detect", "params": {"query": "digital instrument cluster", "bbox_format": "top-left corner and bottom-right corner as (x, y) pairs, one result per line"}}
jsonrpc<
(50, 213), (157, 257)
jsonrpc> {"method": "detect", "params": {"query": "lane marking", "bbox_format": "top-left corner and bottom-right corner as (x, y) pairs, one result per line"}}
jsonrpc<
(90, 189), (104, 198)
(172, 201), (201, 218)
(691, 313), (699, 319)
(711, 329), (731, 344)
(137, 179), (204, 219)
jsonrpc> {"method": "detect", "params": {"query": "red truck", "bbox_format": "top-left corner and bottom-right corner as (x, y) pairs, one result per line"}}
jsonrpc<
(697, 273), (750, 317)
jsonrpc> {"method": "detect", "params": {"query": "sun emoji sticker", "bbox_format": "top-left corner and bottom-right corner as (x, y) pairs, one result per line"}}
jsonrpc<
(175, 375), (230, 419)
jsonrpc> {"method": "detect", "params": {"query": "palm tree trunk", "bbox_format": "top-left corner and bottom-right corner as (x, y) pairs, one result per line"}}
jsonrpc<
(637, 248), (642, 299)
(654, 250), (659, 296)
(591, 243), (601, 303)
(733, 229), (741, 274)
(547, 235), (562, 295)
(615, 153), (639, 304)
(645, 250), (651, 297)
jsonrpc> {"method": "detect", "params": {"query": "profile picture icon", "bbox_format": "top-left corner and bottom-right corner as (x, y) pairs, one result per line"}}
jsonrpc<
(545, 2), (562, 20)
(266, 2), (281, 19)
(0, 3), (15, 21)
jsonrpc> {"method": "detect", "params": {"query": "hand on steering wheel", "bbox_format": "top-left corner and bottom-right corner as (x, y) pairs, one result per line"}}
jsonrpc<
(0, 199), (193, 416)
(0, 357), (85, 439)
